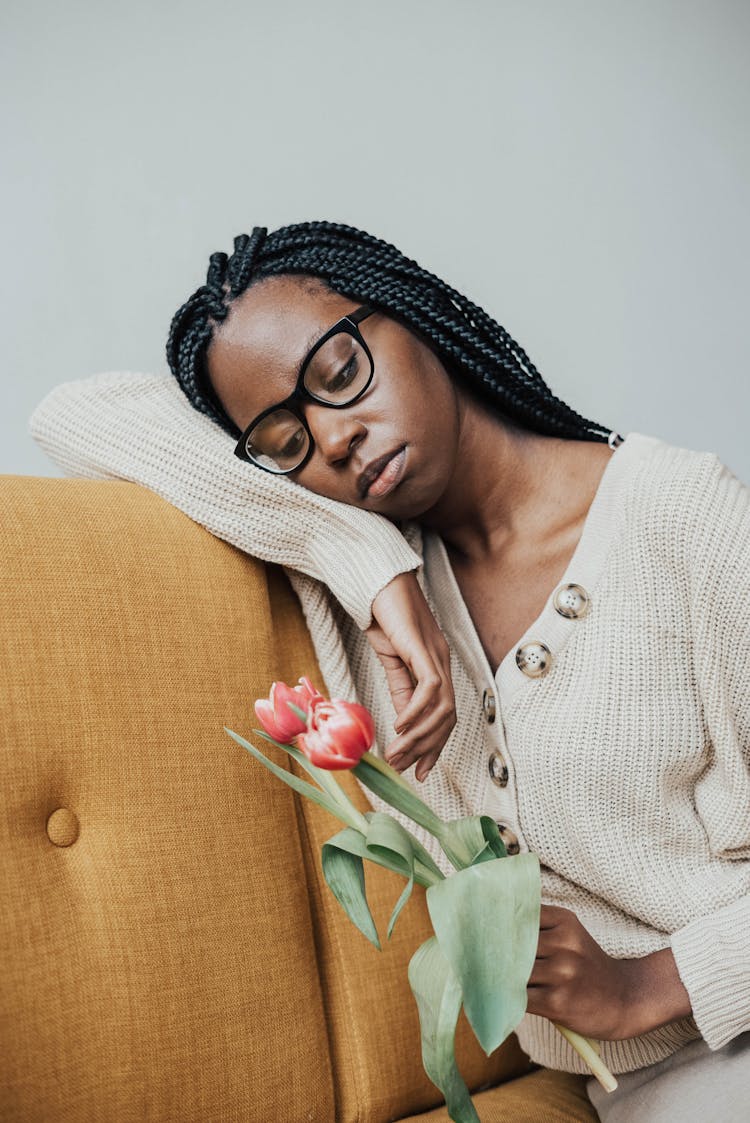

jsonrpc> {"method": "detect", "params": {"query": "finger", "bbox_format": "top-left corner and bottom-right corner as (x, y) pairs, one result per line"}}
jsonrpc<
(393, 672), (456, 738)
(390, 667), (444, 730)
(395, 730), (453, 782)
(385, 712), (456, 776)
(386, 722), (453, 772)
(534, 929), (557, 959)
(382, 664), (418, 719)
(539, 904), (572, 929)
(387, 628), (453, 716)
(415, 744), (444, 783)
(525, 984), (557, 1020)
(527, 958), (558, 987)
(385, 696), (455, 760)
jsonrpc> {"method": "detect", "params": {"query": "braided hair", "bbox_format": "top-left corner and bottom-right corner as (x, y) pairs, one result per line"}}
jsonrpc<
(166, 220), (613, 444)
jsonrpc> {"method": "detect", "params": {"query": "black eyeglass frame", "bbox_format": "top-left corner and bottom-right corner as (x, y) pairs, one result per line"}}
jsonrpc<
(233, 304), (377, 474)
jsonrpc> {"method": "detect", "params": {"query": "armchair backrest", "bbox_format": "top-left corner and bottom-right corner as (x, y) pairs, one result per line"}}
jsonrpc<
(0, 477), (529, 1122)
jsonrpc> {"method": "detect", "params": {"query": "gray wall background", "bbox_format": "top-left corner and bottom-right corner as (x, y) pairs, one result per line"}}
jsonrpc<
(3, 0), (749, 480)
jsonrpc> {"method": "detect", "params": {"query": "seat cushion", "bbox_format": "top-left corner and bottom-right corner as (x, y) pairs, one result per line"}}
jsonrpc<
(398, 1067), (598, 1122)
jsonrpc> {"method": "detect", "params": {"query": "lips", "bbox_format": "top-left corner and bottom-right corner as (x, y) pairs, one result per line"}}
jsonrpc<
(358, 446), (406, 499)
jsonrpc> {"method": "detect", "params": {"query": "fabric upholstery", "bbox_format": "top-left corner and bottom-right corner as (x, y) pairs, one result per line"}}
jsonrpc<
(1, 476), (595, 1122)
(401, 1069), (597, 1122)
(266, 565), (538, 1122)
(1, 477), (334, 1122)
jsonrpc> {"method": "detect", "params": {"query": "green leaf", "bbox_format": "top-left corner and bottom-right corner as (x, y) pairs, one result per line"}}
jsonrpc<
(363, 812), (416, 939)
(326, 820), (440, 891)
(321, 813), (445, 947)
(250, 727), (324, 786)
(353, 756), (445, 836)
(442, 815), (508, 868)
(360, 748), (416, 792)
(468, 817), (508, 865)
(275, 734), (370, 834)
(284, 700), (309, 725)
(426, 854), (541, 1055)
(408, 937), (480, 1123)
(224, 727), (347, 824)
(321, 830), (381, 950)
(233, 726), (369, 834)
(353, 757), (475, 871)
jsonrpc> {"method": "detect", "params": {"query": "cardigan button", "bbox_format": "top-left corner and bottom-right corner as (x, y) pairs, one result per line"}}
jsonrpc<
(553, 583), (590, 619)
(488, 750), (508, 787)
(515, 641), (552, 678)
(482, 688), (496, 724)
(496, 823), (520, 855)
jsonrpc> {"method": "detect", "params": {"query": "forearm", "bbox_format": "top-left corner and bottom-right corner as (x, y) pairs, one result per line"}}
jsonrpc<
(28, 371), (423, 630)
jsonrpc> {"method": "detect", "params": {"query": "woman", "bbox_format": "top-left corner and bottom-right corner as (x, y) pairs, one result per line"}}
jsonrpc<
(30, 221), (750, 1121)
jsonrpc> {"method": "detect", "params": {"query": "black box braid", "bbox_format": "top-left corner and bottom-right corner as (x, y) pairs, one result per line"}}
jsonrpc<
(166, 220), (613, 445)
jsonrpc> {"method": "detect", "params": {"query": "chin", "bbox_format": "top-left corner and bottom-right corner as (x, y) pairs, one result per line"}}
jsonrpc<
(370, 486), (431, 524)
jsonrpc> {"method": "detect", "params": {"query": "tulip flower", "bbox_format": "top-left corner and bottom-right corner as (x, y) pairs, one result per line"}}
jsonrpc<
(296, 698), (375, 770)
(229, 679), (619, 1115)
(254, 676), (325, 743)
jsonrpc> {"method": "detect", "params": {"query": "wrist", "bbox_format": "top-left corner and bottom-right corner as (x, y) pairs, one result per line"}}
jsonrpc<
(619, 947), (693, 1038)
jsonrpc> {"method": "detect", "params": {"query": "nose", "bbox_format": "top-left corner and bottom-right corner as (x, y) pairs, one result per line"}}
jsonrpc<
(304, 401), (366, 466)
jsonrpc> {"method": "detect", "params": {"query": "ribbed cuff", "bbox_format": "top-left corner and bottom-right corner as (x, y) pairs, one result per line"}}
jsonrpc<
(309, 521), (422, 631)
(670, 894), (750, 1050)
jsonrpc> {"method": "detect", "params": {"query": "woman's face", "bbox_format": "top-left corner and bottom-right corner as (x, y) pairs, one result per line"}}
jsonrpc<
(206, 274), (463, 522)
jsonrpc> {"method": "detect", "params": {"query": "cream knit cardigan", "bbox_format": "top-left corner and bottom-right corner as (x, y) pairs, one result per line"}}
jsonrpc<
(29, 371), (750, 1077)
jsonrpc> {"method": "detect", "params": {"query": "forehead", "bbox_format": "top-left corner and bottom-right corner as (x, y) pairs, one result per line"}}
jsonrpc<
(206, 275), (353, 427)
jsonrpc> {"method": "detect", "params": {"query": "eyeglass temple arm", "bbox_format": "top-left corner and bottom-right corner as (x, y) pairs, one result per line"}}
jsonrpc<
(347, 304), (375, 325)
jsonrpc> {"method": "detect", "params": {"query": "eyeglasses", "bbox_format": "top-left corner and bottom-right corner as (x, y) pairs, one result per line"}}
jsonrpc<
(233, 305), (377, 474)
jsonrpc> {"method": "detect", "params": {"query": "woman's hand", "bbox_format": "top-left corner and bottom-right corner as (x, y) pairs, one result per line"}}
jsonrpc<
(365, 570), (456, 782)
(526, 905), (692, 1040)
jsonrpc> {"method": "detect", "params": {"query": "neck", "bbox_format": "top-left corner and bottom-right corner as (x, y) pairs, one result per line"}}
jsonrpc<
(417, 395), (608, 564)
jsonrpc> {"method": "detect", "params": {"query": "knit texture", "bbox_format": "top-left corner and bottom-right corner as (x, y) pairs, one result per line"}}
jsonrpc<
(29, 371), (750, 1075)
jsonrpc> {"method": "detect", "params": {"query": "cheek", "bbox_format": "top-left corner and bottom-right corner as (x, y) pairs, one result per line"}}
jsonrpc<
(291, 461), (349, 502)
(406, 375), (458, 449)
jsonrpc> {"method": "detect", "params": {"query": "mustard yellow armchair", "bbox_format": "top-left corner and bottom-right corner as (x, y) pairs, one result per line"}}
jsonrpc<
(1, 476), (596, 1122)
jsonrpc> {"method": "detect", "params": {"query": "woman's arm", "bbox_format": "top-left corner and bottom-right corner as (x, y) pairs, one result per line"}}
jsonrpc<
(529, 452), (750, 1046)
(526, 905), (692, 1040)
(29, 370), (456, 776)
(28, 370), (421, 631)
(668, 453), (750, 1051)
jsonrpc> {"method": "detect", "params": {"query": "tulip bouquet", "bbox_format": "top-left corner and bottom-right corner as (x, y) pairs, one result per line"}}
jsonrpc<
(225, 677), (616, 1122)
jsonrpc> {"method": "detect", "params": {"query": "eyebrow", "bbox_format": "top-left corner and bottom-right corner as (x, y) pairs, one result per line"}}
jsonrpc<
(250, 318), (335, 426)
(294, 325), (326, 382)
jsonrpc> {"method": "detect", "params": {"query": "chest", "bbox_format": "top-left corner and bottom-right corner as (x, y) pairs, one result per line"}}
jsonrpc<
(446, 539), (579, 676)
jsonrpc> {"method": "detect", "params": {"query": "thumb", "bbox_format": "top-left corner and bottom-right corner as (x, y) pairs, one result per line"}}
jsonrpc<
(365, 621), (416, 721)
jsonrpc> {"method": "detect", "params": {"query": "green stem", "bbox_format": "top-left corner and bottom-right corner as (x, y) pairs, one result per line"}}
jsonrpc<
(253, 727), (369, 835)
(553, 1024), (618, 1093)
(354, 755), (445, 834)
(354, 755), (475, 871)
(360, 749), (416, 792)
(413, 857), (443, 887)
(300, 757), (369, 833)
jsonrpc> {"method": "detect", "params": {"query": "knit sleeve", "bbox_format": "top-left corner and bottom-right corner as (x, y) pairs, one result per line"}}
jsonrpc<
(669, 452), (750, 1050)
(27, 370), (422, 632)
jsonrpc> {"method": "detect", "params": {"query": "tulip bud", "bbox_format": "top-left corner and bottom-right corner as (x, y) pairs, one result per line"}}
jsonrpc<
(296, 698), (375, 770)
(254, 676), (326, 743)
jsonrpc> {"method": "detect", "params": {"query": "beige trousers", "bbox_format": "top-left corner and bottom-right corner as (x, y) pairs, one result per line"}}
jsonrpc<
(585, 1032), (750, 1122)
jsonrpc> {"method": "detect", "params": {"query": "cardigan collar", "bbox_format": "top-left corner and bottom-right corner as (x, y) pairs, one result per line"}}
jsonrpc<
(418, 431), (662, 706)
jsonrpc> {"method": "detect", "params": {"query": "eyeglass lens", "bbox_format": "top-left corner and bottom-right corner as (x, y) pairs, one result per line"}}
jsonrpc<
(244, 331), (372, 472)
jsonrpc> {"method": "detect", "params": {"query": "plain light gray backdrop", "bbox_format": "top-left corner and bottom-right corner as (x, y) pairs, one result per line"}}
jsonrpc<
(3, 0), (748, 480)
